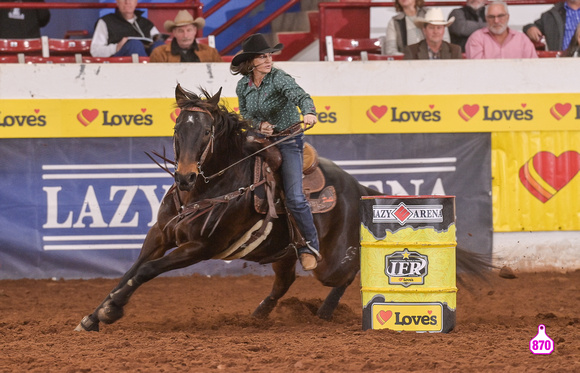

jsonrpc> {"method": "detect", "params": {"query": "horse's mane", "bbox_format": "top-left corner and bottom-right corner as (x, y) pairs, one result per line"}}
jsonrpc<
(177, 86), (254, 158)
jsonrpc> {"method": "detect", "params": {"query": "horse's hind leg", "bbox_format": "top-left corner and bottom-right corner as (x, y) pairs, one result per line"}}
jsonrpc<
(252, 257), (296, 319)
(317, 273), (357, 320)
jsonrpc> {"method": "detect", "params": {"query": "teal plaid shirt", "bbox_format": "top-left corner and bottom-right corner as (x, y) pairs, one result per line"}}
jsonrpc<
(236, 67), (316, 132)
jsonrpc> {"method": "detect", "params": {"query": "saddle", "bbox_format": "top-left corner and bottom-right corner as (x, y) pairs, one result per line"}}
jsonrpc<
(253, 142), (337, 216)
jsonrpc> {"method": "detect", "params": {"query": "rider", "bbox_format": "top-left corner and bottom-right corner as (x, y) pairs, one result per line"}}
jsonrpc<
(230, 33), (321, 271)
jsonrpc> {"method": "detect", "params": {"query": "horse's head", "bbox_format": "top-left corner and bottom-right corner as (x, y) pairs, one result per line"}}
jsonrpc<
(173, 84), (222, 191)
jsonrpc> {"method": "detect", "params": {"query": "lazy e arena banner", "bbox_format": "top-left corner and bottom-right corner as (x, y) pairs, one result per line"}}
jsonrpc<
(1, 93), (579, 138)
(0, 133), (490, 279)
(493, 131), (580, 232)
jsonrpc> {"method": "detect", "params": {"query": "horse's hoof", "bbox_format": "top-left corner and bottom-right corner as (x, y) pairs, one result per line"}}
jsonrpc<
(316, 308), (333, 321)
(252, 297), (277, 319)
(97, 300), (124, 324)
(74, 315), (100, 332)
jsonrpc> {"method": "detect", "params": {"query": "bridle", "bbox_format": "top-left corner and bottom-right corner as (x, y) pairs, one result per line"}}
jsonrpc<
(177, 106), (215, 183)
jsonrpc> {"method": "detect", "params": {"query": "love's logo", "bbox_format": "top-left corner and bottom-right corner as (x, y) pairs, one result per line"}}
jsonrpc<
(458, 104), (479, 121)
(366, 105), (388, 123)
(549, 103), (571, 120)
(376, 310), (392, 325)
(77, 109), (99, 127)
(170, 108), (181, 123)
(519, 151), (580, 203)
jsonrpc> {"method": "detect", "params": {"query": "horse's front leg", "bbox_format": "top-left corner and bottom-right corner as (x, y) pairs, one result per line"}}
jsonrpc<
(252, 256), (297, 318)
(75, 226), (170, 332)
(86, 240), (211, 330)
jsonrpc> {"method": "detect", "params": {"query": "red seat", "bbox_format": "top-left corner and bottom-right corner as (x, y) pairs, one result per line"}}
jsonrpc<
(81, 56), (150, 63)
(25, 56), (78, 64)
(0, 38), (43, 54)
(325, 36), (383, 61)
(366, 54), (403, 61)
(48, 38), (91, 56)
(537, 50), (563, 58)
(0, 55), (19, 63)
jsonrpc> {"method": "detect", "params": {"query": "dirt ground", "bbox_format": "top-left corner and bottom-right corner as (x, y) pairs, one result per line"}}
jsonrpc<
(0, 269), (578, 372)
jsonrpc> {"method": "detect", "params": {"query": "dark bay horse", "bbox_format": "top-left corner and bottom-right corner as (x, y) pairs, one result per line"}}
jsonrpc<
(75, 85), (381, 332)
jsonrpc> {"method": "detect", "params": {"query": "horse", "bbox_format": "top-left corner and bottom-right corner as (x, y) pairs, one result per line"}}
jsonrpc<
(75, 85), (488, 332)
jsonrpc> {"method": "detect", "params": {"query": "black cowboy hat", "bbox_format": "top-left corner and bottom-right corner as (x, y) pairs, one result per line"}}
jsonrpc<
(231, 33), (284, 67)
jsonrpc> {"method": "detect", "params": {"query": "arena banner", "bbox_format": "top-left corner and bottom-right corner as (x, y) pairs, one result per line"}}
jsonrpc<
(2, 93), (580, 138)
(492, 131), (580, 232)
(0, 133), (490, 279)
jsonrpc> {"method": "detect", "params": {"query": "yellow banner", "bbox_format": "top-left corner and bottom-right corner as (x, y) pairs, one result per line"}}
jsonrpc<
(2, 93), (580, 138)
(492, 131), (580, 231)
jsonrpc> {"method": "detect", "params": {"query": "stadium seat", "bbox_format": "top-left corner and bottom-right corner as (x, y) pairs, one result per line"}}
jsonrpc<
(0, 38), (44, 55)
(48, 38), (91, 56)
(325, 36), (383, 61)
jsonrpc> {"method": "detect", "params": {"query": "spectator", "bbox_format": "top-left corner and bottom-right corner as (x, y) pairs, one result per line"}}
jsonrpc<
(524, 0), (580, 51)
(90, 0), (164, 58)
(465, 1), (538, 59)
(448, 0), (486, 52)
(565, 23), (580, 55)
(404, 8), (462, 59)
(384, 0), (427, 55)
(230, 34), (321, 271)
(150, 10), (221, 63)
(0, 0), (50, 38)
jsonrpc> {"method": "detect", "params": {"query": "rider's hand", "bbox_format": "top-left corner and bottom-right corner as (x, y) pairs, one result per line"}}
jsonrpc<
(303, 114), (317, 127)
(259, 121), (274, 136)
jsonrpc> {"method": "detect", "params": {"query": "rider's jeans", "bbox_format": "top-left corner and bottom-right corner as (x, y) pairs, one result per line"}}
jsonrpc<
(276, 133), (320, 254)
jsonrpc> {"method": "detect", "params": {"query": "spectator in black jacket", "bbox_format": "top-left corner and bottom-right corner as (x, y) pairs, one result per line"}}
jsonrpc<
(90, 0), (164, 57)
(524, 0), (580, 51)
(447, 0), (486, 52)
(0, 0), (50, 38)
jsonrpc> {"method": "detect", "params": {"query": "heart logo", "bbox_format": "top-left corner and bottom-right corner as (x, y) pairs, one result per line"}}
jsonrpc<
(376, 310), (392, 325)
(141, 108), (147, 113)
(34, 109), (40, 114)
(550, 103), (571, 120)
(325, 106), (331, 111)
(521, 103), (527, 108)
(366, 105), (388, 123)
(170, 108), (181, 123)
(458, 104), (479, 121)
(427, 310), (432, 315)
(77, 109), (99, 127)
(233, 107), (239, 112)
(519, 151), (580, 203)
(429, 104), (434, 109)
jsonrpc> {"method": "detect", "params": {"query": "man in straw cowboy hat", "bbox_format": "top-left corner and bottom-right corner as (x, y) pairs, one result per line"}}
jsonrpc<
(404, 8), (463, 59)
(150, 10), (222, 62)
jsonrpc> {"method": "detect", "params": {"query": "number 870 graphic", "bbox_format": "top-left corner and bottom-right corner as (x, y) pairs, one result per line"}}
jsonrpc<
(530, 324), (554, 355)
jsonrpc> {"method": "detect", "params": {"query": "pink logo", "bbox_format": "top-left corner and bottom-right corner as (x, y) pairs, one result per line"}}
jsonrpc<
(550, 103), (571, 120)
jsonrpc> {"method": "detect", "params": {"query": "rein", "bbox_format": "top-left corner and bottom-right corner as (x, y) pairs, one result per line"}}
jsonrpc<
(197, 121), (314, 184)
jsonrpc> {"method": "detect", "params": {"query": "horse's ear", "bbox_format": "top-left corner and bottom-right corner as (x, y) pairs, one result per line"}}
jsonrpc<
(175, 84), (190, 107)
(207, 87), (222, 107)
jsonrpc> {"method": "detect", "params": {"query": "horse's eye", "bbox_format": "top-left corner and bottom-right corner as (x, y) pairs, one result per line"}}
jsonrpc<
(205, 130), (210, 136)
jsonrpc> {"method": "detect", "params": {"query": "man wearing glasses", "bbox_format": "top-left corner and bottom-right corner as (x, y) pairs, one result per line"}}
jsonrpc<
(465, 1), (538, 58)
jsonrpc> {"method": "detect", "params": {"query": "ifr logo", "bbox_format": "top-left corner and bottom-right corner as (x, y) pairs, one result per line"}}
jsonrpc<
(385, 248), (428, 287)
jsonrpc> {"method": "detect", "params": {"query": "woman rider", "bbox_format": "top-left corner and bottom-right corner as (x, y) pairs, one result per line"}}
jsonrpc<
(230, 34), (321, 271)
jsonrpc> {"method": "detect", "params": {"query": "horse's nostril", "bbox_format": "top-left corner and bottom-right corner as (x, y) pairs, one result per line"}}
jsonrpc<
(189, 174), (196, 183)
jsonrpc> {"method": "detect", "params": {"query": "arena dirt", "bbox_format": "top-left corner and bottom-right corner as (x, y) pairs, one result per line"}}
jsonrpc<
(0, 270), (578, 372)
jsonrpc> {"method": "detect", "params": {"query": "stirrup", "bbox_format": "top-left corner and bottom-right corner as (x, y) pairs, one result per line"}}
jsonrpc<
(304, 241), (322, 261)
